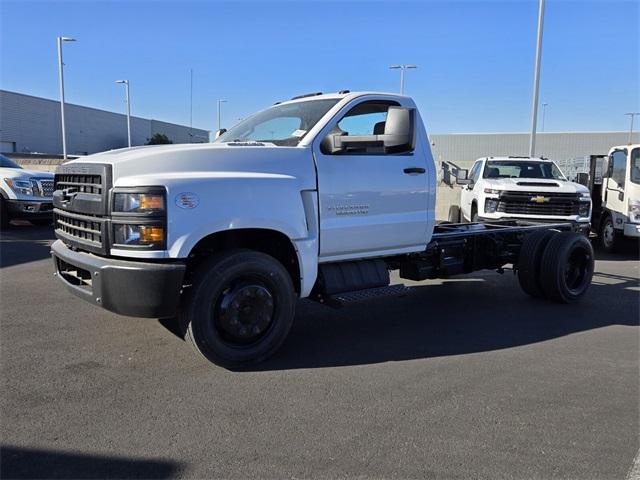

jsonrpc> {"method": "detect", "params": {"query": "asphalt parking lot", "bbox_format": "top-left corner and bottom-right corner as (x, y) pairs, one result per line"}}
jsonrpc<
(1, 225), (638, 479)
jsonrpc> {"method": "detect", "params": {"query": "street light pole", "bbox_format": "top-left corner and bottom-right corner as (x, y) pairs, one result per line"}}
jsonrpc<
(528, 0), (545, 157)
(115, 80), (131, 147)
(389, 64), (417, 95)
(57, 36), (76, 160)
(541, 102), (548, 132)
(625, 113), (640, 144)
(217, 99), (227, 131)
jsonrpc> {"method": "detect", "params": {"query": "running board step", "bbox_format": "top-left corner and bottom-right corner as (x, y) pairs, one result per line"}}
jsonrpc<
(314, 284), (409, 308)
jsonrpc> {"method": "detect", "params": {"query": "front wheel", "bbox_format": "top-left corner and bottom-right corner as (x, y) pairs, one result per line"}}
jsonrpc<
(599, 215), (620, 253)
(181, 250), (296, 368)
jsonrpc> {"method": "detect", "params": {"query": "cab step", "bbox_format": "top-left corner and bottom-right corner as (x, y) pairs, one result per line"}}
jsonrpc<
(314, 284), (409, 308)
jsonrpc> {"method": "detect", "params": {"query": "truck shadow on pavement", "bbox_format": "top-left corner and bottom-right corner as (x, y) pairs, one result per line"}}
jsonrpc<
(234, 267), (639, 371)
(0, 224), (56, 269)
(0, 445), (182, 479)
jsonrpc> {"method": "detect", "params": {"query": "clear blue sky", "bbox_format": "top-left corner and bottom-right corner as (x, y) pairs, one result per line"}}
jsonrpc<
(1, 0), (637, 134)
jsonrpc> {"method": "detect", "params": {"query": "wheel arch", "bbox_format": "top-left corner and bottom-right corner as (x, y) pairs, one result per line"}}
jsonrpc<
(186, 228), (302, 294)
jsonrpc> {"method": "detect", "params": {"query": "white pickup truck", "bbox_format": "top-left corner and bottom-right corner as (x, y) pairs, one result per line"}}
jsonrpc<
(457, 156), (591, 232)
(51, 91), (595, 367)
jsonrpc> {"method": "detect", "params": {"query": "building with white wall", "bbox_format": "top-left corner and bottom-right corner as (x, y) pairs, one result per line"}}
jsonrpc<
(0, 90), (209, 155)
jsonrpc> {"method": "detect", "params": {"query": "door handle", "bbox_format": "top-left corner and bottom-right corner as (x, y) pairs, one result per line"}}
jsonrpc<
(404, 167), (426, 175)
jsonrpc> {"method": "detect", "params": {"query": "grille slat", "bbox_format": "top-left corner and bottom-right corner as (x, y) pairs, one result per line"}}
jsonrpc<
(54, 209), (104, 249)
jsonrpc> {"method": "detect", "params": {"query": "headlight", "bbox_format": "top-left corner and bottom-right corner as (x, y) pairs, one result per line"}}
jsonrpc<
(629, 199), (640, 224)
(484, 188), (501, 194)
(484, 198), (499, 213)
(113, 192), (165, 214)
(578, 201), (591, 218)
(111, 188), (167, 250)
(113, 224), (165, 248)
(4, 178), (35, 196)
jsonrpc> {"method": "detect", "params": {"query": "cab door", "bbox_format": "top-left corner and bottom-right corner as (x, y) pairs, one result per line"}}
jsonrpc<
(605, 149), (627, 222)
(313, 99), (432, 260)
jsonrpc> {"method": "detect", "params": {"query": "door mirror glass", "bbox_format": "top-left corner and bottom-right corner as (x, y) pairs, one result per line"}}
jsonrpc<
(456, 168), (471, 185)
(215, 128), (227, 139)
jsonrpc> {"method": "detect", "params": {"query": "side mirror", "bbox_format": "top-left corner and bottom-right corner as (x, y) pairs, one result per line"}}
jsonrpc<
(215, 128), (227, 140)
(456, 168), (471, 185)
(576, 172), (589, 186)
(327, 107), (415, 153)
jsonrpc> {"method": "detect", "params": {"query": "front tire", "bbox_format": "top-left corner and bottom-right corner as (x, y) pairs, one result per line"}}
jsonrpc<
(540, 232), (594, 303)
(599, 215), (620, 253)
(181, 250), (296, 368)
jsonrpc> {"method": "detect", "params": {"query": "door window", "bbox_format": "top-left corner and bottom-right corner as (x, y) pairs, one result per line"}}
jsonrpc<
(469, 161), (482, 183)
(326, 101), (413, 155)
(610, 150), (627, 187)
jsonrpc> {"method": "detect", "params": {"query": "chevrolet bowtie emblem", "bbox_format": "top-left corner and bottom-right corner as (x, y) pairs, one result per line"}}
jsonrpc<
(531, 195), (550, 203)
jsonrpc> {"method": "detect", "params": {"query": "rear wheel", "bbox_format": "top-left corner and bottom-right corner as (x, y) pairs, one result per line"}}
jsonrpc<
(181, 250), (296, 368)
(517, 229), (557, 298)
(540, 232), (594, 303)
(599, 215), (620, 253)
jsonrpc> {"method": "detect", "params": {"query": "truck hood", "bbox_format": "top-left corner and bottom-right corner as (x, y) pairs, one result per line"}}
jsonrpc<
(483, 177), (589, 195)
(1, 167), (54, 180)
(62, 143), (317, 190)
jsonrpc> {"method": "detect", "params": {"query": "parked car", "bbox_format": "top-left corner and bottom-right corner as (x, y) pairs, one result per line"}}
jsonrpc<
(0, 154), (54, 228)
(458, 156), (591, 233)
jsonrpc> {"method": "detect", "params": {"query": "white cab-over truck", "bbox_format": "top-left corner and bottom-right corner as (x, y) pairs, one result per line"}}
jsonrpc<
(51, 92), (595, 367)
(565, 146), (640, 252)
(457, 156), (591, 232)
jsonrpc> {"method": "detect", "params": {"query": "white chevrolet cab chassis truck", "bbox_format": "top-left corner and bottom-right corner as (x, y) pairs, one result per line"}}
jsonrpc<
(51, 92), (595, 367)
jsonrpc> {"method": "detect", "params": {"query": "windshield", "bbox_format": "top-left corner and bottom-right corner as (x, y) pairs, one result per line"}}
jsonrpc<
(631, 148), (640, 185)
(483, 160), (565, 180)
(216, 99), (340, 146)
(0, 154), (22, 169)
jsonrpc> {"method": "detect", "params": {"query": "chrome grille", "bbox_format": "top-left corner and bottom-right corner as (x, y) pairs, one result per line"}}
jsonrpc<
(29, 178), (55, 197)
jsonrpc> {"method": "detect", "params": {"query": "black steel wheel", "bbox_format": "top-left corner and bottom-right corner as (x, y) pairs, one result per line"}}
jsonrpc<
(540, 232), (594, 303)
(181, 249), (296, 368)
(517, 229), (557, 298)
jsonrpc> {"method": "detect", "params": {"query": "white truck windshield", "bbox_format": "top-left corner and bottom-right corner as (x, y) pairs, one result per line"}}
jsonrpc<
(216, 99), (339, 146)
(483, 160), (565, 180)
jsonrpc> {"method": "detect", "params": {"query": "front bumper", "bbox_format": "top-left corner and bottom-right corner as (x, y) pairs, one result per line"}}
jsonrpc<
(623, 223), (640, 238)
(51, 240), (186, 318)
(6, 199), (53, 219)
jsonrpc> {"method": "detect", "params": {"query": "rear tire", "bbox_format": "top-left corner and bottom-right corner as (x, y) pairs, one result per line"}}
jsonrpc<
(181, 249), (296, 368)
(517, 229), (557, 298)
(599, 215), (620, 253)
(540, 232), (594, 303)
